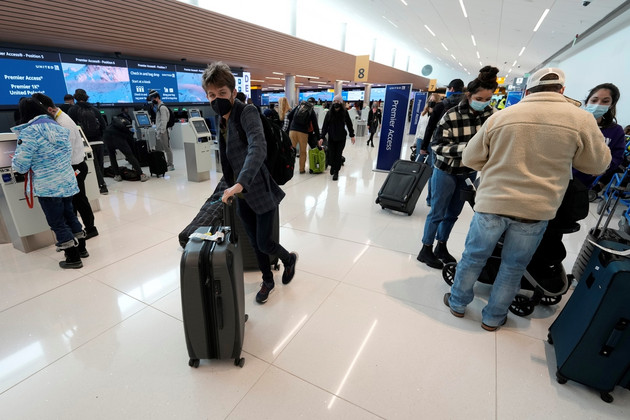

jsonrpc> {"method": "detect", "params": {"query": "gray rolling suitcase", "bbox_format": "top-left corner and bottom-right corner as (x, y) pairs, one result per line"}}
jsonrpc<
(376, 159), (431, 216)
(180, 203), (246, 368)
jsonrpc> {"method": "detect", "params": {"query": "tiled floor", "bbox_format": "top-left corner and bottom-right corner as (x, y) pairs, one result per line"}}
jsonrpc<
(1, 134), (629, 419)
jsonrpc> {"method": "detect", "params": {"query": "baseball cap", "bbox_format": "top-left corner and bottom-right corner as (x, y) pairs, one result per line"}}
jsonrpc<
(526, 68), (565, 90)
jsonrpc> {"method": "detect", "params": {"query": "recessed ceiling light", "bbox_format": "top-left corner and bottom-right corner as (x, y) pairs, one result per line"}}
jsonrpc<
(518, 47), (526, 56)
(296, 75), (320, 79)
(471, 35), (476, 47)
(272, 72), (284, 75)
(459, 0), (468, 18)
(441, 43), (448, 51)
(451, 54), (456, 60)
(400, 0), (408, 5)
(425, 25), (436, 36)
(424, 47), (431, 53)
(533, 9), (550, 32)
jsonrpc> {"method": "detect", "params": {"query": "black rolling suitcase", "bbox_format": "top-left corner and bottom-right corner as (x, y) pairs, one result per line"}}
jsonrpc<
(376, 158), (431, 215)
(148, 150), (167, 177)
(180, 203), (246, 368)
(135, 140), (150, 167)
(548, 191), (630, 402)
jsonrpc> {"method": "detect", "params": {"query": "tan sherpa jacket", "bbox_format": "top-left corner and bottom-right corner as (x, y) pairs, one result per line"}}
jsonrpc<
(462, 92), (611, 221)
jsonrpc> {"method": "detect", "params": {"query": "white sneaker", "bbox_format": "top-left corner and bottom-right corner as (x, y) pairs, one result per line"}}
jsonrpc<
(140, 173), (149, 182)
(113, 175), (122, 182)
(167, 165), (175, 171)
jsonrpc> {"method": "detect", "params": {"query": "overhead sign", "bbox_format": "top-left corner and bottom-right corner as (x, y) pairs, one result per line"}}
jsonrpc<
(375, 83), (412, 171)
(127, 60), (178, 103)
(354, 55), (370, 82)
(428, 79), (437, 91)
(497, 77), (506, 85)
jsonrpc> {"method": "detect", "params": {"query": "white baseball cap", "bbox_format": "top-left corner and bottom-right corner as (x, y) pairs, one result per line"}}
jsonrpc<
(526, 68), (565, 90)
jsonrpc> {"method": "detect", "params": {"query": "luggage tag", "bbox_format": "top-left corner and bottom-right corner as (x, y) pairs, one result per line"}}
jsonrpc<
(189, 230), (225, 244)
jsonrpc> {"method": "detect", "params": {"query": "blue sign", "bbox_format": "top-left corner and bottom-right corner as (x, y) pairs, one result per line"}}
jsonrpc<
(409, 91), (427, 135)
(0, 48), (68, 106)
(127, 60), (178, 103)
(376, 84), (412, 171)
(176, 66), (206, 103)
(506, 91), (524, 107)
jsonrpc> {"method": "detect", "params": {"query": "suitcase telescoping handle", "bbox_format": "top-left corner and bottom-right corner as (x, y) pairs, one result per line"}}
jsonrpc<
(600, 318), (629, 357)
(222, 197), (238, 244)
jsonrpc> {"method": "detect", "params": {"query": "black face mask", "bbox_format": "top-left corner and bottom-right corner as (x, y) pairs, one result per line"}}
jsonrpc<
(428, 101), (436, 107)
(211, 97), (233, 116)
(333, 103), (341, 110)
(151, 99), (158, 105)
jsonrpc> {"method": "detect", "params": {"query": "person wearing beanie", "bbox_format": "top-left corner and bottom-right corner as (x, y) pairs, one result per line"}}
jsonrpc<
(367, 101), (382, 147)
(320, 95), (355, 180)
(444, 67), (610, 331)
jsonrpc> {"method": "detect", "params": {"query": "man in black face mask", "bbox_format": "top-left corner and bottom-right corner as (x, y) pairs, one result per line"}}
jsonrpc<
(201, 62), (298, 305)
(147, 89), (174, 171)
(320, 94), (355, 180)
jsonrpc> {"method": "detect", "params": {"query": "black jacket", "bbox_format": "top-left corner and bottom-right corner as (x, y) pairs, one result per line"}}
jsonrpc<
(286, 104), (320, 138)
(421, 92), (465, 151)
(321, 107), (355, 142)
(67, 101), (107, 142)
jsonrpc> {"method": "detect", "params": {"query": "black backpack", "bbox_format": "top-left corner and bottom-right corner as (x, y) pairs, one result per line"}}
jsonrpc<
(77, 106), (101, 140)
(293, 101), (313, 126)
(234, 104), (296, 186)
(160, 104), (177, 129)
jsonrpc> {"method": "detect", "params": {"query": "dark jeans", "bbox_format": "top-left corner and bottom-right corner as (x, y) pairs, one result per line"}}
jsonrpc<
(104, 134), (143, 175)
(236, 198), (289, 285)
(38, 196), (84, 247)
(328, 139), (346, 173)
(72, 160), (95, 230)
(90, 142), (106, 188)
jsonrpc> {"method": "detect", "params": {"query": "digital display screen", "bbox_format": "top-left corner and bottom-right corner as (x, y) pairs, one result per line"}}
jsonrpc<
(0, 140), (17, 168)
(344, 90), (364, 101)
(0, 48), (68, 106)
(135, 113), (151, 127)
(127, 60), (178, 103)
(370, 87), (386, 102)
(60, 54), (132, 104)
(191, 119), (209, 135)
(189, 110), (201, 118)
(299, 90), (333, 102)
(176, 66), (206, 103)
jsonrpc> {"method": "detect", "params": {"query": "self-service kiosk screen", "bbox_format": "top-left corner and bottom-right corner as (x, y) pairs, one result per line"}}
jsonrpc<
(189, 110), (201, 118)
(191, 120), (209, 135)
(0, 140), (17, 169)
(135, 113), (151, 127)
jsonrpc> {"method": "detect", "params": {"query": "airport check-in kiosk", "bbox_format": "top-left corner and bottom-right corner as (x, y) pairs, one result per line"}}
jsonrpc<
(0, 130), (100, 253)
(133, 110), (157, 150)
(183, 117), (217, 182)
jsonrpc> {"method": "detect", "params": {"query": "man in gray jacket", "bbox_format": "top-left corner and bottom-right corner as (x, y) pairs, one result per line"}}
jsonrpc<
(148, 90), (174, 171)
(444, 68), (611, 331)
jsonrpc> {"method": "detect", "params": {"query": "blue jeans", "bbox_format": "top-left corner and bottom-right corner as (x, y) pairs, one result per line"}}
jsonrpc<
(236, 198), (290, 285)
(421, 168), (475, 245)
(448, 212), (548, 326)
(416, 147), (434, 203)
(38, 196), (84, 248)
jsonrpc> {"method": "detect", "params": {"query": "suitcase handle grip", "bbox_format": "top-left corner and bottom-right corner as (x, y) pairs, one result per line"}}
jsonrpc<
(222, 200), (238, 245)
(600, 318), (628, 357)
(216, 296), (224, 330)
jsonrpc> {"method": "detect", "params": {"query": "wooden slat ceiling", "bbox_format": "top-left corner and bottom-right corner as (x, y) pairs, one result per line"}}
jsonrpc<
(0, 0), (430, 90)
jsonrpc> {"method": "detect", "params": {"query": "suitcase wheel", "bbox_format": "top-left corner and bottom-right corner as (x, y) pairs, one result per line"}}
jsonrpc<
(188, 358), (200, 368)
(556, 371), (567, 384)
(509, 295), (535, 317)
(600, 392), (614, 403)
(234, 357), (245, 368)
(540, 295), (562, 306)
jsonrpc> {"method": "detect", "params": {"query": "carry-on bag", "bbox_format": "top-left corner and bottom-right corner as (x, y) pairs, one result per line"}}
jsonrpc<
(375, 158), (432, 215)
(308, 147), (326, 174)
(180, 202), (246, 368)
(148, 150), (167, 177)
(548, 230), (630, 402)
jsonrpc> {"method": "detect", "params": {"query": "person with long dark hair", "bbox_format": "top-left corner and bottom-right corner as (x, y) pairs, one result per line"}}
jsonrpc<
(11, 98), (88, 269)
(320, 95), (355, 180)
(573, 83), (625, 195)
(417, 66), (499, 269)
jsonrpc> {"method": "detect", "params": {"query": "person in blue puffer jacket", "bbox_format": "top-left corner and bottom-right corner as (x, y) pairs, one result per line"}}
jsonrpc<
(11, 97), (88, 269)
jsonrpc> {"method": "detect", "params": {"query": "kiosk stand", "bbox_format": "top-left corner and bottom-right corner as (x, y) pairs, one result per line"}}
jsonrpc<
(133, 110), (156, 150)
(183, 117), (215, 182)
(0, 131), (100, 253)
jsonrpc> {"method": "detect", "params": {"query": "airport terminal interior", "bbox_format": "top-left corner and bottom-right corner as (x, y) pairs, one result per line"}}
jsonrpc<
(1, 0), (630, 418)
(1, 136), (629, 418)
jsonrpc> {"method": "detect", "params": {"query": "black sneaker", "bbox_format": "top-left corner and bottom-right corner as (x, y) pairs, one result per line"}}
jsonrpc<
(256, 282), (274, 304)
(85, 227), (99, 240)
(99, 186), (109, 195)
(282, 252), (298, 284)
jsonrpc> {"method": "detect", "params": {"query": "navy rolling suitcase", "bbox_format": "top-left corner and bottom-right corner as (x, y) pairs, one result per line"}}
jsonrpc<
(548, 236), (630, 403)
(180, 203), (246, 368)
(148, 150), (167, 177)
(376, 159), (431, 215)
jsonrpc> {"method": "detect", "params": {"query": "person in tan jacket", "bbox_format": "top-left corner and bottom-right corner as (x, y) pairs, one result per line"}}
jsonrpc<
(444, 68), (611, 331)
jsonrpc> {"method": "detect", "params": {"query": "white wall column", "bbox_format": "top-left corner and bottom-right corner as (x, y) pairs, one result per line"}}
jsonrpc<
(334, 80), (343, 97)
(364, 84), (372, 106)
(285, 75), (296, 106)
